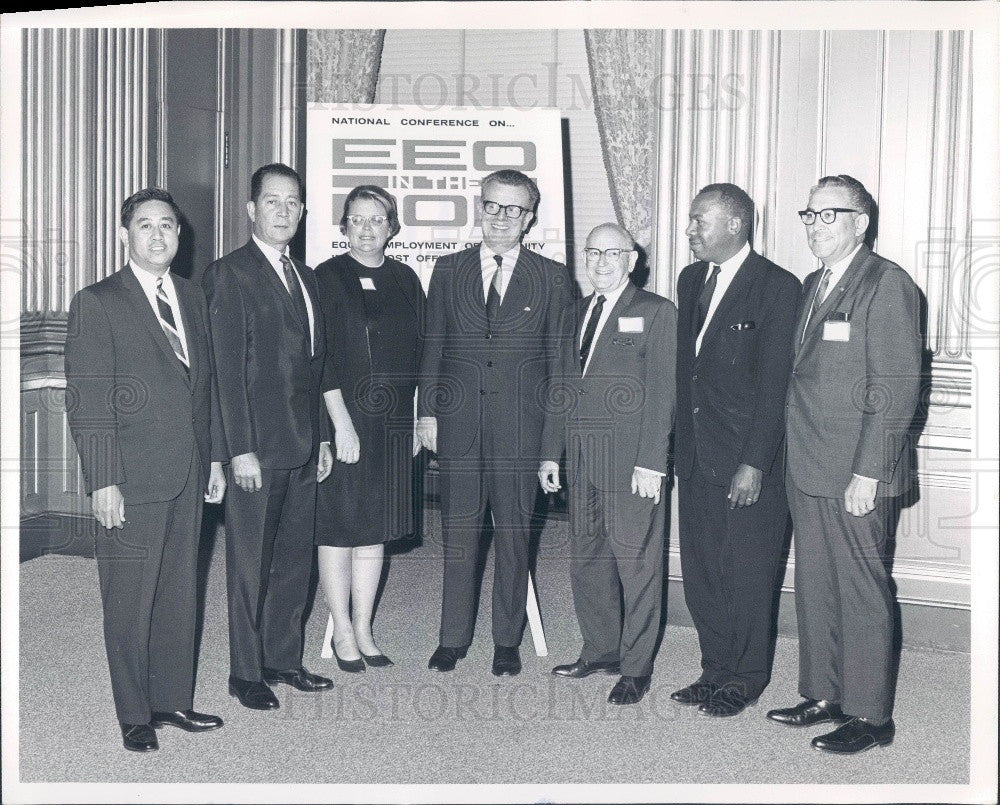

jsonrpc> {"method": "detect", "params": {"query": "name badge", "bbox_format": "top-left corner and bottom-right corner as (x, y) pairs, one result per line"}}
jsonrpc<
(360, 277), (376, 291)
(823, 320), (850, 341)
(618, 316), (644, 333)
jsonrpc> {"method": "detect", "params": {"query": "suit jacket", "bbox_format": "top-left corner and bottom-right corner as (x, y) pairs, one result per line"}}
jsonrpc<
(65, 265), (225, 504)
(202, 240), (330, 470)
(541, 283), (677, 491)
(786, 245), (922, 498)
(675, 250), (801, 486)
(418, 245), (575, 460)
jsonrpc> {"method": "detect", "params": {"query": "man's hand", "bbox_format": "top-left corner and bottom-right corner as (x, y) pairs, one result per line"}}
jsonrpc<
(727, 464), (763, 509)
(538, 461), (561, 494)
(232, 452), (262, 492)
(844, 475), (878, 517)
(317, 441), (333, 482)
(631, 467), (662, 505)
(204, 461), (226, 503)
(334, 423), (360, 464)
(416, 416), (437, 454)
(92, 484), (125, 530)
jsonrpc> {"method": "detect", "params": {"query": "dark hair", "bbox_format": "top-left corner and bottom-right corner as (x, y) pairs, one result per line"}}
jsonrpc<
(481, 169), (540, 213)
(250, 163), (304, 203)
(812, 174), (874, 217)
(339, 185), (401, 239)
(696, 183), (755, 237)
(120, 187), (181, 229)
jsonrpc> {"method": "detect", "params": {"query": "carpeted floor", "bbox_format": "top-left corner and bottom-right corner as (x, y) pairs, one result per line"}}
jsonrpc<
(17, 509), (970, 786)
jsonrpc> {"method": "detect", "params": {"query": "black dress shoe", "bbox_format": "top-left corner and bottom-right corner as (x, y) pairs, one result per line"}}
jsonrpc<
(150, 709), (224, 732)
(698, 686), (758, 717)
(811, 717), (895, 754)
(330, 640), (366, 673)
(766, 698), (847, 727)
(361, 652), (394, 668)
(669, 680), (718, 705)
(428, 645), (468, 672)
(551, 658), (620, 679)
(228, 676), (280, 710)
(492, 645), (522, 677)
(120, 723), (158, 752)
(263, 666), (333, 691)
(607, 675), (651, 705)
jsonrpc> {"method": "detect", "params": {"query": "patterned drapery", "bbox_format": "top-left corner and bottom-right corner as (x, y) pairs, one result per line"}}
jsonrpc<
(584, 30), (658, 249)
(307, 30), (385, 103)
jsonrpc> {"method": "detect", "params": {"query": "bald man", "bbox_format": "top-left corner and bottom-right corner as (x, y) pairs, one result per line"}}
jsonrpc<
(540, 223), (677, 705)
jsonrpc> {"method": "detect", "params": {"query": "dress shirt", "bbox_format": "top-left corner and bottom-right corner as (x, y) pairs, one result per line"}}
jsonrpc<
(480, 243), (520, 304)
(818, 242), (864, 303)
(253, 234), (316, 355)
(129, 264), (189, 360)
(695, 240), (751, 354)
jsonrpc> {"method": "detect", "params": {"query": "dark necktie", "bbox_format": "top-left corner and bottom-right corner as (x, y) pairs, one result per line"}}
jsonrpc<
(281, 254), (310, 336)
(486, 254), (503, 322)
(579, 294), (606, 372)
(695, 263), (721, 334)
(155, 278), (188, 368)
(801, 267), (832, 342)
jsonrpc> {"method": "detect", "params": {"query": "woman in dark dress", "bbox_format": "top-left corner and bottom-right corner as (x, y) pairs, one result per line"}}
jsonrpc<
(314, 186), (425, 671)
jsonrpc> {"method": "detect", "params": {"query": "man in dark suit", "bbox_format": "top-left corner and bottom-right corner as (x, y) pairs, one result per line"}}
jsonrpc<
(417, 169), (574, 676)
(672, 184), (801, 717)
(203, 163), (334, 710)
(768, 175), (921, 754)
(65, 188), (226, 752)
(539, 223), (676, 705)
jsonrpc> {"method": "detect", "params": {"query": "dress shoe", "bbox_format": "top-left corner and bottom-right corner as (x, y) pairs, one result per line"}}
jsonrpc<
(811, 717), (895, 754)
(492, 645), (522, 677)
(120, 723), (158, 752)
(263, 666), (333, 691)
(330, 640), (366, 673)
(551, 658), (620, 679)
(669, 680), (718, 706)
(228, 676), (279, 710)
(361, 652), (394, 668)
(698, 686), (757, 717)
(428, 645), (468, 672)
(607, 675), (652, 705)
(150, 709), (224, 732)
(766, 698), (847, 727)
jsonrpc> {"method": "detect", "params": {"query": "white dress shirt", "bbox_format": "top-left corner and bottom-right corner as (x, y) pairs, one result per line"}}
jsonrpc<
(695, 241), (751, 355)
(253, 234), (316, 355)
(129, 264), (189, 363)
(818, 242), (864, 303)
(480, 243), (520, 304)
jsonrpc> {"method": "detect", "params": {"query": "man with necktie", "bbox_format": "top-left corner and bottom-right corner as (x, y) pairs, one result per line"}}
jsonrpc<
(418, 170), (574, 676)
(65, 188), (227, 751)
(671, 184), (801, 717)
(539, 223), (676, 705)
(203, 164), (334, 710)
(769, 175), (921, 753)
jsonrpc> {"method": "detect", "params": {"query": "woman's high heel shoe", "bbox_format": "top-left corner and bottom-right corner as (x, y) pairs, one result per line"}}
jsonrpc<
(361, 652), (394, 668)
(331, 638), (365, 673)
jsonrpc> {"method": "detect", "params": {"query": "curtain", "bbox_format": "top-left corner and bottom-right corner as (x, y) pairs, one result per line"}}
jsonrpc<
(307, 30), (385, 103)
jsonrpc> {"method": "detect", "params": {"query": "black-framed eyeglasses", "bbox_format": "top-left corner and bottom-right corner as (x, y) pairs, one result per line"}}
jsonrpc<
(482, 200), (529, 219)
(583, 247), (634, 262)
(798, 208), (860, 225)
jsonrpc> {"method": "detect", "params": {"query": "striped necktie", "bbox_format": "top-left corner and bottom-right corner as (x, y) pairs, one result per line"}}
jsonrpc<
(155, 278), (189, 368)
(801, 267), (832, 342)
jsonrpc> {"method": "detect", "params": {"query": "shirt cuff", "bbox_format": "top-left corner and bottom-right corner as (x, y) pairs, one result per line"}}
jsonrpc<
(635, 466), (666, 477)
(852, 473), (878, 483)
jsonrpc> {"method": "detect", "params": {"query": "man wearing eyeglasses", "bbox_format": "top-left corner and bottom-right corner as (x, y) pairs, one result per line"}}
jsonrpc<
(539, 223), (676, 705)
(671, 183), (801, 719)
(418, 169), (574, 676)
(769, 175), (921, 754)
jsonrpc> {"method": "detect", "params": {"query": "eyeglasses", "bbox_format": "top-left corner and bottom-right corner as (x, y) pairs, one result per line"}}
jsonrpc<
(583, 247), (633, 262)
(798, 208), (860, 225)
(347, 214), (388, 227)
(482, 200), (529, 219)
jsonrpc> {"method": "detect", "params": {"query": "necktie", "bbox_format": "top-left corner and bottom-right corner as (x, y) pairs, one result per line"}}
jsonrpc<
(801, 267), (832, 342)
(695, 263), (721, 334)
(155, 278), (189, 368)
(579, 294), (606, 372)
(486, 254), (503, 322)
(281, 254), (310, 334)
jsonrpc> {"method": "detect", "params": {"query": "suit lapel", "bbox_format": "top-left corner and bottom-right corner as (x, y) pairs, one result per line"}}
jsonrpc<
(686, 262), (711, 341)
(585, 283), (637, 374)
(697, 251), (757, 355)
(799, 245), (872, 349)
(173, 280), (200, 388)
(120, 265), (190, 384)
(248, 239), (308, 339)
(499, 249), (531, 320)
